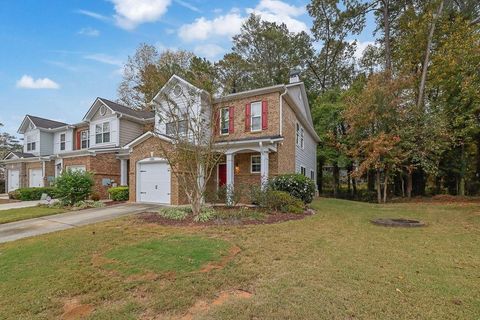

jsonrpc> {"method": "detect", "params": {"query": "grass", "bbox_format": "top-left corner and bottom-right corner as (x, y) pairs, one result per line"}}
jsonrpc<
(0, 206), (66, 224)
(0, 198), (478, 319)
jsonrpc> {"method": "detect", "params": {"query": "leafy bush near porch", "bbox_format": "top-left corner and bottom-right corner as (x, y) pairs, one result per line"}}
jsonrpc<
(9, 187), (58, 201)
(55, 170), (94, 206)
(108, 186), (129, 201)
(260, 190), (305, 214)
(269, 174), (316, 204)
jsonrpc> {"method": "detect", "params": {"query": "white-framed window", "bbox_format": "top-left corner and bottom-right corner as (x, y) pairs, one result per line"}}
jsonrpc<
(310, 170), (315, 180)
(66, 165), (86, 172)
(60, 133), (66, 151)
(296, 123), (304, 148)
(166, 120), (188, 136)
(250, 101), (262, 132)
(27, 141), (36, 151)
(251, 155), (261, 173)
(81, 130), (90, 149)
(301, 166), (306, 176)
(95, 122), (110, 144)
(220, 107), (229, 135)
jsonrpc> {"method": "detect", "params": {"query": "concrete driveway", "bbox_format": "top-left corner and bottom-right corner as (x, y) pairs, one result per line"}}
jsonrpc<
(0, 203), (160, 243)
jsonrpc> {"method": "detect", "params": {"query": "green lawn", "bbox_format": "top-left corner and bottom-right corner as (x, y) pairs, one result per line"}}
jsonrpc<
(0, 206), (66, 224)
(0, 198), (478, 319)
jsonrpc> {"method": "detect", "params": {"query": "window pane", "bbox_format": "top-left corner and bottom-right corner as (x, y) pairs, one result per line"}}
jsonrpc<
(221, 108), (229, 134)
(95, 124), (102, 134)
(251, 116), (261, 131)
(166, 123), (174, 135)
(103, 122), (110, 132)
(96, 134), (102, 144)
(103, 132), (110, 143)
(251, 156), (261, 172)
(82, 140), (87, 149)
(32, 142), (36, 150)
(251, 102), (261, 116)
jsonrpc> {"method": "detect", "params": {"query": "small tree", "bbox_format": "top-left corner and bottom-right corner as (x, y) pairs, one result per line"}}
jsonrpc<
(55, 170), (94, 205)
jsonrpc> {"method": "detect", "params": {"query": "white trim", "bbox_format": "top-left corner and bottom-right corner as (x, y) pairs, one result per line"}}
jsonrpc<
(220, 107), (230, 136)
(151, 74), (209, 103)
(250, 101), (262, 132)
(136, 157), (171, 204)
(250, 155), (261, 174)
(124, 131), (172, 150)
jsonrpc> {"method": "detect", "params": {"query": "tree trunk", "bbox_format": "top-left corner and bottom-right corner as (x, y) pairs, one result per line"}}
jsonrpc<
(406, 170), (413, 198)
(352, 176), (357, 197)
(401, 173), (405, 197)
(476, 134), (480, 184)
(417, 0), (444, 110)
(333, 163), (340, 197)
(318, 159), (324, 194)
(459, 144), (466, 196)
(382, 0), (392, 72)
(383, 168), (389, 203)
(376, 169), (382, 204)
(368, 169), (376, 191)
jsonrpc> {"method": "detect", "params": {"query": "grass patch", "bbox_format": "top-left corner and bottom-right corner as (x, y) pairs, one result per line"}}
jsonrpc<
(0, 198), (478, 319)
(0, 206), (66, 224)
(104, 235), (230, 275)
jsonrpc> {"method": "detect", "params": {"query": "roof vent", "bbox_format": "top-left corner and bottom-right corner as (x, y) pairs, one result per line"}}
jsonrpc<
(289, 69), (300, 84)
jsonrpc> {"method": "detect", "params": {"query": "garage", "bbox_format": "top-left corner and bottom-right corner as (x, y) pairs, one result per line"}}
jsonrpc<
(29, 168), (43, 188)
(7, 170), (20, 192)
(137, 160), (171, 204)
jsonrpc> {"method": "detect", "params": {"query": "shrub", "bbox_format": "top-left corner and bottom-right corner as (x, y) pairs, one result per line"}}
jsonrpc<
(158, 207), (191, 220)
(194, 207), (215, 222)
(9, 187), (57, 201)
(269, 174), (316, 204)
(259, 190), (304, 214)
(55, 170), (94, 206)
(72, 200), (105, 210)
(91, 192), (101, 201)
(108, 186), (129, 201)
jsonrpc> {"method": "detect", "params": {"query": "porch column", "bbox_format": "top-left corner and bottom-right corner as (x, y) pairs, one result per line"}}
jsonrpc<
(226, 152), (235, 205)
(120, 159), (128, 186)
(260, 150), (269, 190)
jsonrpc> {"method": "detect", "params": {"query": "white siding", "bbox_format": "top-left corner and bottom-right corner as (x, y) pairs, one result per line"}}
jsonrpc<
(89, 116), (119, 148)
(119, 119), (144, 146)
(295, 123), (317, 184)
(23, 129), (40, 156)
(53, 129), (73, 154)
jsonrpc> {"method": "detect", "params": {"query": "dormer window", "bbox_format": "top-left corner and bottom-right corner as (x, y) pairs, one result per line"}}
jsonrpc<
(27, 142), (36, 151)
(166, 120), (187, 136)
(95, 122), (110, 144)
(60, 133), (66, 151)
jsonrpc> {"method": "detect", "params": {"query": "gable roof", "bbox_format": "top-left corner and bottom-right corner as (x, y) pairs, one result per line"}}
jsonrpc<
(83, 97), (155, 121)
(151, 74), (209, 104)
(18, 115), (68, 133)
(3, 151), (36, 160)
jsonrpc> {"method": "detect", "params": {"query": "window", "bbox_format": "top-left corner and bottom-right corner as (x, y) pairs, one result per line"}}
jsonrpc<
(310, 170), (315, 180)
(301, 166), (306, 176)
(220, 108), (229, 135)
(27, 142), (36, 151)
(81, 130), (90, 149)
(166, 120), (188, 136)
(296, 123), (304, 148)
(251, 155), (261, 173)
(60, 133), (66, 151)
(250, 102), (262, 132)
(95, 122), (110, 144)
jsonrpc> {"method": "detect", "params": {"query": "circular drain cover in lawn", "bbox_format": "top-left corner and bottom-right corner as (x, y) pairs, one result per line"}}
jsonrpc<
(371, 218), (426, 227)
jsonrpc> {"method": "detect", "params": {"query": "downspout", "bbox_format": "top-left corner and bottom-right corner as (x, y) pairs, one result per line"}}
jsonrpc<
(279, 87), (288, 136)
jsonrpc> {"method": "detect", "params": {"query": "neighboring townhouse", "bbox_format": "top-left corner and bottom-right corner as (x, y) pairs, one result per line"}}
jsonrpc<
(125, 73), (320, 205)
(3, 98), (154, 198)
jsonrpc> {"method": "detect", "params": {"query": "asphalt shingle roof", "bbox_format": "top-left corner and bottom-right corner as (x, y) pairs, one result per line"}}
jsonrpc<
(99, 98), (154, 119)
(27, 115), (68, 129)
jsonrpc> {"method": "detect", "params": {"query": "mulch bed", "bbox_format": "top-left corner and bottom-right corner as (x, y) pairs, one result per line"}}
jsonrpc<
(104, 201), (127, 207)
(136, 210), (314, 227)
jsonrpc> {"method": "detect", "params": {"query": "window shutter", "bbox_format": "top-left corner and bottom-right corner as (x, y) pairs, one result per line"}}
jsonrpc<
(262, 100), (268, 130)
(228, 106), (235, 133)
(76, 131), (81, 150)
(245, 103), (251, 132)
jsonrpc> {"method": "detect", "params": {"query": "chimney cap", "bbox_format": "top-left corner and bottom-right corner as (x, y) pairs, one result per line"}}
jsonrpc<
(289, 68), (301, 77)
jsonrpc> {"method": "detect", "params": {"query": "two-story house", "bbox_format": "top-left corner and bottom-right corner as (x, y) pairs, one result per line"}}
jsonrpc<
(125, 73), (320, 205)
(3, 98), (154, 198)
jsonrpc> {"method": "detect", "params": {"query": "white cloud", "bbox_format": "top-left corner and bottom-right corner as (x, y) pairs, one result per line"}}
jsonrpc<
(16, 75), (60, 89)
(76, 9), (110, 22)
(350, 40), (375, 60)
(174, 0), (201, 13)
(179, 11), (245, 42)
(84, 54), (123, 66)
(78, 27), (100, 37)
(178, 0), (308, 42)
(194, 44), (225, 60)
(111, 0), (172, 30)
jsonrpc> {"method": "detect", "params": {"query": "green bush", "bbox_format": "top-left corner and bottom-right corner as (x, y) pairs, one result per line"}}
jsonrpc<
(9, 187), (57, 201)
(260, 190), (304, 214)
(158, 207), (192, 220)
(55, 169), (94, 206)
(269, 174), (316, 204)
(108, 186), (129, 201)
(72, 200), (105, 210)
(194, 207), (216, 222)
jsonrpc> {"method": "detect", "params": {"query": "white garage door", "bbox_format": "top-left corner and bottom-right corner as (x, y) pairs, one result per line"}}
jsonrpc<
(7, 170), (20, 192)
(29, 169), (43, 188)
(137, 161), (171, 204)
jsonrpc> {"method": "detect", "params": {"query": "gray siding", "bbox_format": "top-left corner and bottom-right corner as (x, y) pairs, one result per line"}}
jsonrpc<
(295, 124), (317, 183)
(40, 131), (54, 155)
(91, 105), (114, 121)
(119, 119), (144, 146)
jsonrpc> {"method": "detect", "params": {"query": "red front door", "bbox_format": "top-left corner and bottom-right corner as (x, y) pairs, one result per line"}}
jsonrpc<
(218, 164), (227, 187)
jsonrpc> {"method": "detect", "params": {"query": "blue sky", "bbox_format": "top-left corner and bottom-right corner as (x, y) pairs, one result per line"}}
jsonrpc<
(0, 0), (375, 136)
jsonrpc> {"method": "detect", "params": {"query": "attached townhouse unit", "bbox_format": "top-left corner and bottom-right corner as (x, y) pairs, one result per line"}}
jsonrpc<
(125, 73), (320, 205)
(3, 98), (154, 198)
(2, 73), (319, 204)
